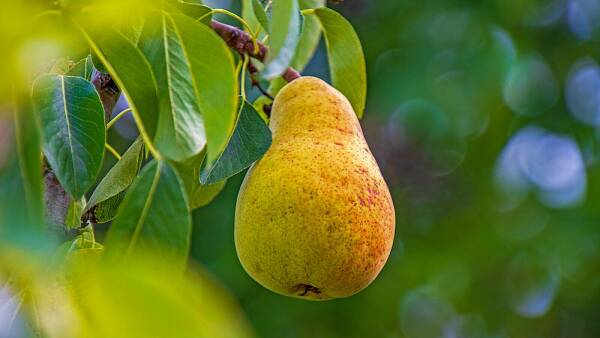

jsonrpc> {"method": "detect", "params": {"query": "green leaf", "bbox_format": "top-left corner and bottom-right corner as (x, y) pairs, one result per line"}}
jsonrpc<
(171, 150), (205, 196)
(242, 0), (262, 33)
(85, 138), (145, 221)
(64, 254), (255, 338)
(138, 13), (207, 161)
(90, 53), (108, 74)
(294, 0), (325, 70)
(171, 150), (227, 210)
(74, 19), (161, 152)
(191, 180), (226, 209)
(92, 191), (126, 224)
(177, 0), (204, 5)
(0, 250), (254, 338)
(268, 0), (325, 96)
(0, 95), (46, 248)
(13, 95), (44, 229)
(312, 7), (367, 118)
(165, 14), (239, 165)
(66, 55), (95, 81)
(49, 58), (73, 75)
(252, 0), (270, 32)
(200, 100), (271, 184)
(65, 197), (86, 229)
(115, 15), (145, 44)
(252, 95), (272, 122)
(172, 1), (212, 23)
(105, 160), (191, 270)
(263, 0), (302, 79)
(31, 74), (106, 199)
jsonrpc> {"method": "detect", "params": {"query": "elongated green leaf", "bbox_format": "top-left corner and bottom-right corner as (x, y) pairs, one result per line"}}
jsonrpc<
(48, 58), (72, 75)
(201, 100), (271, 184)
(171, 151), (227, 210)
(66, 55), (95, 81)
(91, 53), (107, 74)
(85, 138), (144, 217)
(166, 14), (239, 165)
(263, 0), (302, 79)
(191, 180), (226, 209)
(176, 0), (204, 5)
(172, 0), (212, 23)
(92, 191), (125, 224)
(172, 150), (205, 196)
(294, 0), (325, 70)
(74, 19), (160, 151)
(115, 15), (145, 44)
(13, 95), (44, 228)
(268, 0), (325, 96)
(0, 96), (46, 248)
(252, 0), (270, 32)
(64, 254), (255, 338)
(0, 250), (254, 338)
(138, 13), (207, 161)
(31, 74), (105, 199)
(65, 197), (85, 229)
(105, 161), (191, 270)
(242, 0), (261, 33)
(312, 7), (366, 118)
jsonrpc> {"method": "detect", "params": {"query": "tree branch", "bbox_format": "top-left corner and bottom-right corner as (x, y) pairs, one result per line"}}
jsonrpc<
(209, 20), (301, 82)
(43, 162), (74, 239)
(92, 72), (121, 120)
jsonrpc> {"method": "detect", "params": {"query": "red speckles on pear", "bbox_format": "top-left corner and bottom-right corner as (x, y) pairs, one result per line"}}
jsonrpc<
(234, 76), (395, 301)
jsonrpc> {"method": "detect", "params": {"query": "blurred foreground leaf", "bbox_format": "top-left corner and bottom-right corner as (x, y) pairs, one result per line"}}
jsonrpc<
(162, 14), (239, 165)
(172, 0), (212, 23)
(0, 248), (255, 338)
(0, 96), (46, 249)
(105, 160), (191, 270)
(66, 55), (95, 81)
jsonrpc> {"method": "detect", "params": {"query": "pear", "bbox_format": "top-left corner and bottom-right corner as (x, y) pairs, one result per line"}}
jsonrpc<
(235, 77), (395, 300)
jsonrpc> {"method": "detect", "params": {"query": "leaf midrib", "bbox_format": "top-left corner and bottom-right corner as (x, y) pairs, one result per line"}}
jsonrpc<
(72, 18), (161, 157)
(166, 14), (204, 132)
(162, 15), (185, 148)
(60, 75), (79, 193)
(125, 162), (162, 257)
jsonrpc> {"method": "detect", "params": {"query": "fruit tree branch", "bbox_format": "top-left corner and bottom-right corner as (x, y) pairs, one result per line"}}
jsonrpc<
(209, 20), (301, 82)
(92, 72), (121, 120)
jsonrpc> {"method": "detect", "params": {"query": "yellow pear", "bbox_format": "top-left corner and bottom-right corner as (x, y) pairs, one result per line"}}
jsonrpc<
(235, 77), (395, 300)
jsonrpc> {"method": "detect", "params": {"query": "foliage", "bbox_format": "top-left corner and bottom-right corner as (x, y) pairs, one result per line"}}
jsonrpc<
(3, 0), (599, 337)
(0, 0), (366, 336)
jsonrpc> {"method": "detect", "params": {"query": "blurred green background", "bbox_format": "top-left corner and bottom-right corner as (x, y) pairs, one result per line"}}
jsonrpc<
(190, 1), (600, 337)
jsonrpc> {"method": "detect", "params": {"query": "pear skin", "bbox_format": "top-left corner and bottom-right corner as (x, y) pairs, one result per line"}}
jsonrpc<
(235, 77), (395, 300)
